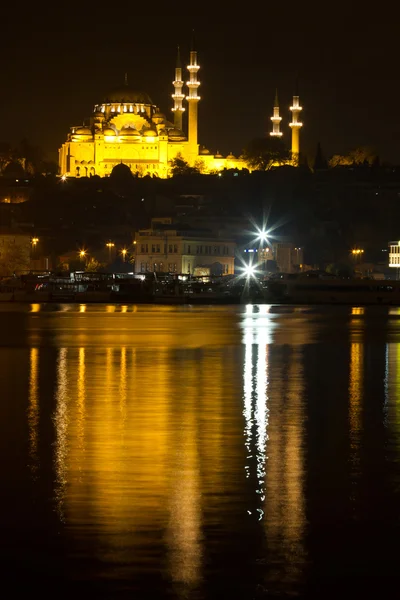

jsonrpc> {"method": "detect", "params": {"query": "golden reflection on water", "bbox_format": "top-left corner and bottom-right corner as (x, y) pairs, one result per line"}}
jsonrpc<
(54, 347), (69, 521)
(167, 352), (202, 592)
(386, 343), (400, 432)
(45, 307), (312, 588)
(28, 347), (39, 476)
(76, 348), (86, 465)
(349, 343), (363, 443)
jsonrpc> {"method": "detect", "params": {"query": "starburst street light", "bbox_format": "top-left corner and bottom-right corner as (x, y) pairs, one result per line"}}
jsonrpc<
(121, 248), (128, 262)
(255, 227), (269, 244)
(31, 237), (39, 247)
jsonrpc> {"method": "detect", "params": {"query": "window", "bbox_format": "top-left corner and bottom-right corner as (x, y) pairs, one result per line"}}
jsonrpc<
(173, 244), (178, 253)
(152, 244), (156, 253)
(187, 245), (191, 254)
(164, 244), (167, 253)
(141, 244), (145, 253)
(156, 244), (160, 252)
(205, 246), (209, 255)
(141, 262), (145, 272)
(169, 244), (173, 253)
(145, 244), (148, 253)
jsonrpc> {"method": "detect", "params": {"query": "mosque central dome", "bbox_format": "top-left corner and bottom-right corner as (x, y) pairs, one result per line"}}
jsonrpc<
(104, 84), (153, 105)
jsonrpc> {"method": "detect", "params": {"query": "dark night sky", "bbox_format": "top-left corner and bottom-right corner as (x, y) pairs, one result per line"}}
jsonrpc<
(1, 7), (399, 164)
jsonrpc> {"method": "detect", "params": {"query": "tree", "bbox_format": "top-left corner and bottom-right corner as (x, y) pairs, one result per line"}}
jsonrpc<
(169, 153), (201, 176)
(0, 240), (30, 275)
(313, 142), (328, 170)
(241, 137), (291, 171)
(85, 258), (104, 272)
(329, 146), (377, 168)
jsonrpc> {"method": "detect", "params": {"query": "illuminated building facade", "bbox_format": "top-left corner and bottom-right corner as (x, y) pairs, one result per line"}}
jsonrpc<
(134, 218), (236, 275)
(59, 44), (243, 179)
(389, 241), (400, 268)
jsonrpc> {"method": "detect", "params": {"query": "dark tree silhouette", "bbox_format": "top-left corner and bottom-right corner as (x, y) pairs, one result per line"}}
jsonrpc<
(241, 137), (291, 171)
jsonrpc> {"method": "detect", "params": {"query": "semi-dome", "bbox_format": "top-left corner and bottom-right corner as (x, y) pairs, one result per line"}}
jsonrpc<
(152, 111), (166, 124)
(104, 85), (153, 105)
(119, 126), (141, 137)
(168, 128), (186, 140)
(103, 127), (116, 136)
(75, 127), (92, 135)
(142, 128), (158, 137)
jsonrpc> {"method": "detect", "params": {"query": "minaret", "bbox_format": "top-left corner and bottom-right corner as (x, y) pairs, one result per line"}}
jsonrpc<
(270, 89), (282, 137)
(186, 32), (201, 160)
(172, 47), (185, 131)
(289, 82), (303, 163)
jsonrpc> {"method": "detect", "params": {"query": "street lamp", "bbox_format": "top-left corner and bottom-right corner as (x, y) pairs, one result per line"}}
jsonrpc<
(78, 249), (87, 266)
(31, 237), (39, 260)
(106, 241), (115, 263)
(121, 248), (128, 262)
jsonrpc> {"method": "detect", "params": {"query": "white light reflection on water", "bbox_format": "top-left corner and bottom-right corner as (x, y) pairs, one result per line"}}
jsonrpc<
(54, 347), (69, 521)
(241, 305), (272, 519)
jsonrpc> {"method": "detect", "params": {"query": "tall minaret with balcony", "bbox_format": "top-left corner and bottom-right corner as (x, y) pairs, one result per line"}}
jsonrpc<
(186, 33), (201, 160)
(289, 82), (303, 163)
(270, 89), (282, 137)
(172, 47), (185, 131)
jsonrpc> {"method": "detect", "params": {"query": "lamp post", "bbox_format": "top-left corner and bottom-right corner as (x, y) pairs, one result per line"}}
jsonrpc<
(31, 237), (39, 263)
(79, 249), (87, 267)
(351, 248), (364, 273)
(121, 248), (128, 263)
(106, 241), (115, 264)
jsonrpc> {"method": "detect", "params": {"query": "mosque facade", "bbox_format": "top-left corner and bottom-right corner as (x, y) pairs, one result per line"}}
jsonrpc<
(58, 43), (303, 179)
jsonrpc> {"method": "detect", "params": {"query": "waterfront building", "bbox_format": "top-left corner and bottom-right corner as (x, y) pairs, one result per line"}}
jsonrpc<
(389, 241), (400, 268)
(134, 218), (236, 275)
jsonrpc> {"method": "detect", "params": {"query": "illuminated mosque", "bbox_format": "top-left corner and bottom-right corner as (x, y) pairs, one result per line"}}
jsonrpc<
(58, 42), (303, 179)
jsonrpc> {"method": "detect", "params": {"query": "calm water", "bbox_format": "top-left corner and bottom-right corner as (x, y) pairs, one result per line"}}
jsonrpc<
(1, 303), (400, 598)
